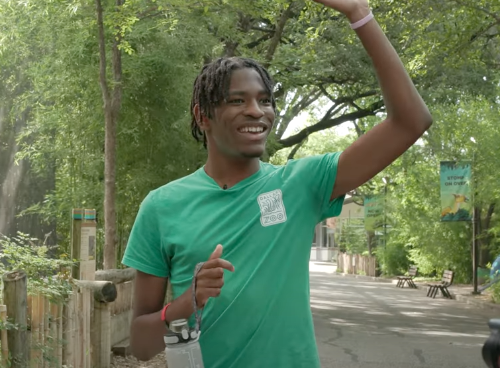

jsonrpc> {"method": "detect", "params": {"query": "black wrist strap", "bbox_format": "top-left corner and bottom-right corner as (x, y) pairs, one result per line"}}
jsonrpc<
(192, 262), (205, 334)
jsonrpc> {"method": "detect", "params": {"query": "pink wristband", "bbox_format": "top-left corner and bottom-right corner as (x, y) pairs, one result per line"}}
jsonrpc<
(350, 11), (374, 30)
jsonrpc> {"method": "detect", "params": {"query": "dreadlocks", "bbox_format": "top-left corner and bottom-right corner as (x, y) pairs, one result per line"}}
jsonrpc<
(190, 57), (276, 148)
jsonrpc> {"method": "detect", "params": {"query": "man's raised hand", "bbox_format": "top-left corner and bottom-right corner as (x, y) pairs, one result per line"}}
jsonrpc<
(195, 244), (234, 309)
(312, 0), (370, 22)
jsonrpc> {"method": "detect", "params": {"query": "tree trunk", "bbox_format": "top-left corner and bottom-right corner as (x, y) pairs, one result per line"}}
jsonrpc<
(96, 0), (123, 269)
(366, 231), (375, 256)
(478, 203), (495, 266)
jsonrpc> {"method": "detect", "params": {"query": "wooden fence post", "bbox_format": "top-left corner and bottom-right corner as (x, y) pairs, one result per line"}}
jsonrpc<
(30, 293), (42, 368)
(62, 286), (77, 368)
(96, 269), (136, 359)
(92, 302), (111, 368)
(56, 303), (63, 367)
(2, 270), (29, 368)
(69, 208), (96, 368)
(74, 280), (116, 368)
(0, 305), (9, 366)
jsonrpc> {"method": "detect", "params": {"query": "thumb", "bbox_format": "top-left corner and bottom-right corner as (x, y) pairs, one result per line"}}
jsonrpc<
(209, 244), (223, 260)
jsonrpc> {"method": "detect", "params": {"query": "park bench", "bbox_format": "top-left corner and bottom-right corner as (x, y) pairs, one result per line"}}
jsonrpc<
(396, 266), (418, 288)
(426, 270), (454, 299)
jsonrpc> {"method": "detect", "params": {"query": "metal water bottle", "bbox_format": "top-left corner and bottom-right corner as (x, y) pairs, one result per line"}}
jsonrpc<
(164, 319), (204, 368)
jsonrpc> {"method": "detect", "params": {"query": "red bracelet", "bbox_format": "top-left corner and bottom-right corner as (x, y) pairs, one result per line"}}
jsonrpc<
(161, 303), (172, 324)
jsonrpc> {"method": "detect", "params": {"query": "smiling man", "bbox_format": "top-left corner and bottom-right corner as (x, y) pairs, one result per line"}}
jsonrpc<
(122, 0), (432, 367)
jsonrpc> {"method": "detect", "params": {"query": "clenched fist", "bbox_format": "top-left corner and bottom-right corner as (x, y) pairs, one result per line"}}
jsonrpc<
(195, 244), (234, 308)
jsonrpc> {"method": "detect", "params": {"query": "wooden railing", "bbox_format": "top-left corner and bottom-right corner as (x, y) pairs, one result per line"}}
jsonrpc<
(0, 268), (136, 368)
(337, 253), (377, 277)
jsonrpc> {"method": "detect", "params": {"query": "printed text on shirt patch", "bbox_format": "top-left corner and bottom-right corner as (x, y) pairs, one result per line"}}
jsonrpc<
(257, 189), (287, 227)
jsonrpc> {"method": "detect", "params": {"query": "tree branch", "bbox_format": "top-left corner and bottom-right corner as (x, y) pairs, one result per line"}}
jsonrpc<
(278, 100), (384, 147)
(137, 5), (158, 19)
(470, 19), (500, 42)
(287, 138), (307, 160)
(264, 1), (297, 68)
(246, 34), (273, 49)
(319, 86), (378, 106)
(352, 121), (364, 137)
(451, 0), (500, 22)
(275, 88), (321, 138)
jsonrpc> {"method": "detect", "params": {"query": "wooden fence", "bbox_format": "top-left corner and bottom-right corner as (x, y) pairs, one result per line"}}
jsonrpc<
(337, 253), (377, 277)
(0, 268), (136, 368)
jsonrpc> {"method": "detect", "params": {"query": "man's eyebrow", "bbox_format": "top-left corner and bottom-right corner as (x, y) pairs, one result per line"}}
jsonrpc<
(227, 90), (270, 96)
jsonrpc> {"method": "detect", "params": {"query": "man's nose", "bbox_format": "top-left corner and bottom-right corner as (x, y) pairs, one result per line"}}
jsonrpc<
(244, 99), (265, 119)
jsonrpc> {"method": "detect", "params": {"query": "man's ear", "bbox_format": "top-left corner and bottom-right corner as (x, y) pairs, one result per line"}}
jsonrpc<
(193, 104), (210, 132)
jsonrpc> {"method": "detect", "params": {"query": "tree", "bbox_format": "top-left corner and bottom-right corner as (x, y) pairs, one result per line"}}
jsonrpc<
(187, 0), (498, 162)
(1, 0), (215, 266)
(95, 0), (123, 269)
(2, 0), (499, 280)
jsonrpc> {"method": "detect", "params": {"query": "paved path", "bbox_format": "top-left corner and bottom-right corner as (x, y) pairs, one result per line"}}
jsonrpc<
(310, 264), (497, 368)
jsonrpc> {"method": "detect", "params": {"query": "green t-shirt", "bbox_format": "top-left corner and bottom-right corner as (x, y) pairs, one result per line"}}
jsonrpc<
(122, 152), (345, 368)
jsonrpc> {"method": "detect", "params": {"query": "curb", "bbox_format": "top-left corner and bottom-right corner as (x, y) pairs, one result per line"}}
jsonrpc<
(453, 294), (500, 311)
(336, 272), (500, 310)
(336, 272), (395, 284)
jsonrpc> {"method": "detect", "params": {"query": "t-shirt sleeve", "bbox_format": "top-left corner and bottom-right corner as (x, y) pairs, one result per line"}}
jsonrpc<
(288, 152), (346, 222)
(122, 191), (169, 278)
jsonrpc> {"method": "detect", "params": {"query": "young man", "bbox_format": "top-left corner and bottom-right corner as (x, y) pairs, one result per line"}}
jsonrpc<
(122, 0), (432, 367)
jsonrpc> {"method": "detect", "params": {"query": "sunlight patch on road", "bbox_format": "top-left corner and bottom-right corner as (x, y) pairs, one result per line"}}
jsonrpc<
(328, 318), (360, 327)
(311, 298), (367, 309)
(364, 310), (393, 316)
(309, 288), (358, 297)
(438, 313), (471, 319)
(386, 327), (489, 339)
(399, 311), (426, 317)
(387, 303), (439, 310)
(311, 304), (338, 310)
(309, 262), (336, 274)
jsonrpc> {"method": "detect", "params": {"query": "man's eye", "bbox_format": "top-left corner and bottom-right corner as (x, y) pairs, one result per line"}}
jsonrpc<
(261, 98), (272, 104)
(228, 99), (244, 104)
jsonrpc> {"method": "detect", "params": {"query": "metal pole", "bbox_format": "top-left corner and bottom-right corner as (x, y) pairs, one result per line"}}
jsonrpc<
(473, 207), (478, 294)
(472, 153), (479, 294)
(384, 184), (387, 248)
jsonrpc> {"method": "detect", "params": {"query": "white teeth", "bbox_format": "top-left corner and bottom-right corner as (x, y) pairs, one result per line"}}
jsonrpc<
(239, 127), (264, 133)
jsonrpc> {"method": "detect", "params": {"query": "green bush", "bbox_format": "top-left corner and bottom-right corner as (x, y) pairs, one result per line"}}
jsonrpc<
(375, 241), (410, 276)
(0, 232), (74, 302)
(0, 233), (75, 367)
(489, 281), (500, 304)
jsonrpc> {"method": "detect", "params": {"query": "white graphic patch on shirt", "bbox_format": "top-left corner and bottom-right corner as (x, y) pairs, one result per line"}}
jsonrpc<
(257, 189), (287, 227)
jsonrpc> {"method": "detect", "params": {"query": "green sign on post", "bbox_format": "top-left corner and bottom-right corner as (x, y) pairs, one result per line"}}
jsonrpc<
(440, 161), (472, 222)
(364, 194), (384, 231)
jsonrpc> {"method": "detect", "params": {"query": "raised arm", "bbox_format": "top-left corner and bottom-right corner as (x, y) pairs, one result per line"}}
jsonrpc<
(312, 0), (433, 199)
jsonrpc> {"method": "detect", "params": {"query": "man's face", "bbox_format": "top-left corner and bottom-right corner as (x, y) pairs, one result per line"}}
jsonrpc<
(204, 68), (276, 159)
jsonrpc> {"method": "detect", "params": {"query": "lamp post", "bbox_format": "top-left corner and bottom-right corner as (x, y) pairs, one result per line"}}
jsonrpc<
(382, 177), (388, 248)
(471, 137), (478, 294)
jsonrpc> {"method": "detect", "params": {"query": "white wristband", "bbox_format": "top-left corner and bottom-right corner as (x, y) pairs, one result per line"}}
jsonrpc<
(350, 11), (374, 30)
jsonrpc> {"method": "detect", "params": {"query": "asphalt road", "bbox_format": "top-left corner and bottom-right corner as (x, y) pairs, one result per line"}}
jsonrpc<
(310, 264), (498, 368)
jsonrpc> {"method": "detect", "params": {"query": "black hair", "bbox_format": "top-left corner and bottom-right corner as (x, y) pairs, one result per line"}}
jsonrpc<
(190, 57), (276, 148)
